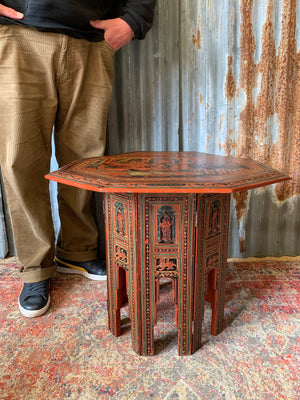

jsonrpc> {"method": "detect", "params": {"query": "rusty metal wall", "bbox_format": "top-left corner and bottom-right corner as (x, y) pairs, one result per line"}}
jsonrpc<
(0, 0), (299, 258)
(106, 0), (300, 258)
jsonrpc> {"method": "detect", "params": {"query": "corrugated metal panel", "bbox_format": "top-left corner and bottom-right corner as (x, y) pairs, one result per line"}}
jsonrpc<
(0, 0), (299, 258)
(106, 0), (300, 257)
(107, 1), (181, 153)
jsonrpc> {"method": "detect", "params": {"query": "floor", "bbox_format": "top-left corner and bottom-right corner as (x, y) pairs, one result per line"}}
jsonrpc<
(0, 257), (299, 399)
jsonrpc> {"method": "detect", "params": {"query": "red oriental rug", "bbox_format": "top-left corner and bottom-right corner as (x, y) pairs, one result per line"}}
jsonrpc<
(0, 257), (299, 399)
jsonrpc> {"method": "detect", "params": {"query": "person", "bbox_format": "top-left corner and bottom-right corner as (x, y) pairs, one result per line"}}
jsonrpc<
(0, 0), (156, 318)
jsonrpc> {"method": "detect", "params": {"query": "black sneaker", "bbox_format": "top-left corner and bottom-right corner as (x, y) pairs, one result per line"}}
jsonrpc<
(19, 280), (50, 318)
(55, 256), (106, 281)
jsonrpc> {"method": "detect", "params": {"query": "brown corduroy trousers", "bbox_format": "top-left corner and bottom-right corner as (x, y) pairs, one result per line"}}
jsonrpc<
(0, 25), (115, 283)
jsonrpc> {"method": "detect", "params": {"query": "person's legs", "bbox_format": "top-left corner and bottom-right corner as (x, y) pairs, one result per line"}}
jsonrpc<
(54, 37), (114, 276)
(0, 25), (59, 282)
(0, 26), (114, 316)
(0, 25), (62, 317)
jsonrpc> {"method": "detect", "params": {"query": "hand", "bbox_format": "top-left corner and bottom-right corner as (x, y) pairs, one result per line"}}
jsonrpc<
(0, 4), (24, 19)
(90, 18), (133, 51)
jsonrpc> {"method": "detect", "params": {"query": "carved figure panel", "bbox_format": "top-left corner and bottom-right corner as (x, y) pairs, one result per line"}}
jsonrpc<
(155, 258), (178, 279)
(207, 200), (221, 238)
(152, 203), (182, 246)
(115, 245), (128, 270)
(158, 207), (176, 244)
(113, 201), (128, 238)
(206, 252), (220, 273)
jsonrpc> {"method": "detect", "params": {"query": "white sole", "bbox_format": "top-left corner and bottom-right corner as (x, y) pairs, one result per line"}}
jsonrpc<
(56, 266), (107, 281)
(19, 295), (51, 318)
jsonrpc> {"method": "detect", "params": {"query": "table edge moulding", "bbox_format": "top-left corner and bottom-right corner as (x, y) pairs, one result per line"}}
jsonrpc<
(45, 151), (289, 194)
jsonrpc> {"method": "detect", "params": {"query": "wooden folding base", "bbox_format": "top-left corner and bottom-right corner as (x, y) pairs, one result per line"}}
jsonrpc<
(105, 192), (230, 356)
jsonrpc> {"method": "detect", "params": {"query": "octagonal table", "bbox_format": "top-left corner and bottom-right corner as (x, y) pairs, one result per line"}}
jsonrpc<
(46, 152), (289, 355)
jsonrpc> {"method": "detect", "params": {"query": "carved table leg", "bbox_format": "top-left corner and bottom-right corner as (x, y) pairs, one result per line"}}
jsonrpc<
(104, 193), (141, 353)
(139, 194), (196, 356)
(192, 193), (231, 353)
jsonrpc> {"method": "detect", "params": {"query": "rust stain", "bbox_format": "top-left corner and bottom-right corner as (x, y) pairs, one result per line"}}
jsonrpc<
(238, 0), (257, 159)
(199, 93), (203, 105)
(233, 191), (248, 228)
(253, 0), (276, 165)
(192, 22), (201, 50)
(206, 133), (212, 152)
(223, 129), (236, 157)
(288, 52), (300, 196)
(239, 237), (246, 254)
(218, 114), (225, 133)
(225, 0), (299, 203)
(224, 56), (236, 101)
(229, 0), (255, 226)
(272, 0), (298, 201)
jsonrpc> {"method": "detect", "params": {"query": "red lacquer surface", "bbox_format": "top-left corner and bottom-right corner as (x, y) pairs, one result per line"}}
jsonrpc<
(45, 151), (289, 193)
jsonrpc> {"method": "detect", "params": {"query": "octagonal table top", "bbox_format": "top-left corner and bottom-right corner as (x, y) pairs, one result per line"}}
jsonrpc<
(45, 151), (289, 193)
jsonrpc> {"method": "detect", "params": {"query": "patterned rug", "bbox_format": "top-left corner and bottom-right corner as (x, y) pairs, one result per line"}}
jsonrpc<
(0, 257), (299, 400)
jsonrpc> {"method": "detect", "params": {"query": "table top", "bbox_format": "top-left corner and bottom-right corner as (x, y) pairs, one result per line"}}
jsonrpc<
(45, 152), (289, 193)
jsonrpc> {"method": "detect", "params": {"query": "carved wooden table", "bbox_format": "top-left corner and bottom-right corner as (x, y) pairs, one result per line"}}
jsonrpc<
(46, 152), (289, 356)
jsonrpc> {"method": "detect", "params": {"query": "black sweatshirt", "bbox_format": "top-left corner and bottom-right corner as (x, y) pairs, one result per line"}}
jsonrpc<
(0, 0), (156, 41)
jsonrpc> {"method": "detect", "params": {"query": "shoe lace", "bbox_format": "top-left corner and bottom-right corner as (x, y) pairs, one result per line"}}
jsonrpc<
(25, 280), (48, 297)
